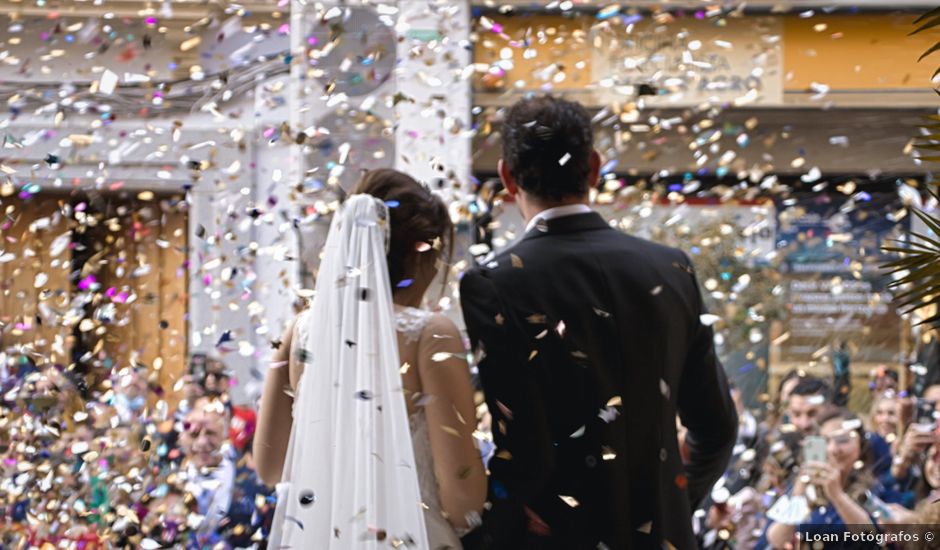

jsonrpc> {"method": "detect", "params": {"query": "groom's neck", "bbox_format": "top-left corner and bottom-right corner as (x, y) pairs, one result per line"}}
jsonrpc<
(519, 192), (590, 226)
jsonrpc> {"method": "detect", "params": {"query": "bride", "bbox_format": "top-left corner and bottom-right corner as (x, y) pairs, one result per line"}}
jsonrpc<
(254, 169), (486, 548)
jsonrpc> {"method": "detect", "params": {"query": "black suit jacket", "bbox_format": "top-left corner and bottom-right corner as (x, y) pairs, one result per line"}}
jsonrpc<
(459, 211), (737, 550)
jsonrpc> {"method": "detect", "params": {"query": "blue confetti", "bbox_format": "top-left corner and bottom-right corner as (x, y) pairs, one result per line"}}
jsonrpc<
(385, 200), (400, 208)
(396, 278), (414, 288)
(216, 330), (233, 347)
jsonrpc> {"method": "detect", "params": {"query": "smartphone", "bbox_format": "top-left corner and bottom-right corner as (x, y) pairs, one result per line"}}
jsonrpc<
(802, 435), (827, 464)
(915, 398), (937, 432)
(863, 491), (894, 521)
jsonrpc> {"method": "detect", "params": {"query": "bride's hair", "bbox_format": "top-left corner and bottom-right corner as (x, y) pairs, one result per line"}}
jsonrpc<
(352, 169), (454, 292)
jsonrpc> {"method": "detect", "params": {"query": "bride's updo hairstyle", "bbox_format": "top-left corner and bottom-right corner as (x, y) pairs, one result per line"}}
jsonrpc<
(352, 169), (454, 291)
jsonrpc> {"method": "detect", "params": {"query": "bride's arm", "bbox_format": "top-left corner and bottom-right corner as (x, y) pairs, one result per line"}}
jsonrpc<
(418, 313), (487, 531)
(253, 316), (297, 486)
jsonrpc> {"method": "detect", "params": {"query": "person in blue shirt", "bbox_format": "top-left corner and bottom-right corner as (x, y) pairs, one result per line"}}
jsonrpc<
(759, 409), (903, 549)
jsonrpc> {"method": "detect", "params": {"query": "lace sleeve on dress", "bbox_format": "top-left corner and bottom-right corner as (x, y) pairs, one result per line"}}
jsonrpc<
(395, 306), (432, 344)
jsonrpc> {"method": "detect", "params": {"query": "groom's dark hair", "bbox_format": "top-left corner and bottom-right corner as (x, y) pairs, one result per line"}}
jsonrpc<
(501, 95), (595, 201)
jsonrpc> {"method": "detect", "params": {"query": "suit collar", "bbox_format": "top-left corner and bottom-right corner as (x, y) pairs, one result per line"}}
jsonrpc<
(521, 211), (610, 240)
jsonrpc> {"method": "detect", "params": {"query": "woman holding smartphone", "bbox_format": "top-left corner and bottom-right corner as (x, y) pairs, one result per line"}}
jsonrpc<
(760, 410), (901, 549)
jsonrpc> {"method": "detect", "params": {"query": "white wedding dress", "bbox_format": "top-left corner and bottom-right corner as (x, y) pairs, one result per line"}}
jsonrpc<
(397, 305), (464, 550)
(268, 195), (461, 549)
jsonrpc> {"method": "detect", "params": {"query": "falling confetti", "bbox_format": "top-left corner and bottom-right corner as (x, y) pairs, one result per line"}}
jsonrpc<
(299, 490), (317, 507)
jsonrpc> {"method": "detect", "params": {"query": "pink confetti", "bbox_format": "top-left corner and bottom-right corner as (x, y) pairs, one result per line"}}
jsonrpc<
(78, 274), (97, 290)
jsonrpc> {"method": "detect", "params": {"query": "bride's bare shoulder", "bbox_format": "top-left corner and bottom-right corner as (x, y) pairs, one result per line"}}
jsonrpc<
(417, 313), (466, 356)
(418, 310), (457, 333)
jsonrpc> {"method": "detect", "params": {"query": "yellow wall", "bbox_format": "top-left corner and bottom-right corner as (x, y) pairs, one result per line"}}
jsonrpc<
(474, 15), (590, 91)
(783, 14), (937, 91)
(475, 13), (939, 95)
(0, 194), (187, 396)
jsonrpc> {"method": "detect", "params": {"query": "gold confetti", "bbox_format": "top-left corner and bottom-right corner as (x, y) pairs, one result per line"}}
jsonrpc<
(526, 313), (546, 324)
(510, 253), (524, 268)
(180, 36), (202, 51)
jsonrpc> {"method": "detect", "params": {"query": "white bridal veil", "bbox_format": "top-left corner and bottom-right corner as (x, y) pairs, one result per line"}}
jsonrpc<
(269, 194), (429, 548)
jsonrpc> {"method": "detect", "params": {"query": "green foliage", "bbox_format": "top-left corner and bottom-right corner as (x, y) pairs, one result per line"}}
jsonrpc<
(882, 187), (940, 326)
(881, 11), (940, 325)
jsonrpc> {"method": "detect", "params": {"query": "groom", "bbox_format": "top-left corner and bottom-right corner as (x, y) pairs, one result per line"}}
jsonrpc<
(460, 96), (738, 549)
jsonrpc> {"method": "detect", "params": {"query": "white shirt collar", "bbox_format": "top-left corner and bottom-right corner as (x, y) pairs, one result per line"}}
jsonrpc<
(524, 203), (593, 233)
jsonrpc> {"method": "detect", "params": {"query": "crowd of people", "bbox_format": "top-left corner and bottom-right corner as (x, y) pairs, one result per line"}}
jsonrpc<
(6, 344), (940, 549)
(695, 366), (940, 549)
(0, 354), (275, 548)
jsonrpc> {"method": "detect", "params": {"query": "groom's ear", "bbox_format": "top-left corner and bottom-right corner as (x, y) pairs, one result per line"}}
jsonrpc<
(498, 159), (518, 197)
(588, 149), (601, 188)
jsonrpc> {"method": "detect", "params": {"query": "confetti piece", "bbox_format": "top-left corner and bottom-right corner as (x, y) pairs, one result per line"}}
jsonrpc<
(397, 279), (414, 288)
(598, 406), (620, 423)
(299, 490), (316, 506)
(431, 352), (453, 362)
(495, 400), (514, 420)
(180, 36), (201, 51)
(699, 314), (721, 326)
(606, 395), (622, 407)
(674, 474), (688, 490)
(99, 69), (119, 95)
(570, 425), (586, 438)
(559, 495), (580, 508)
(637, 521), (652, 534)
(441, 426), (460, 437)
(510, 253), (524, 268)
(285, 515), (305, 530)
(558, 153), (571, 166)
